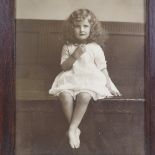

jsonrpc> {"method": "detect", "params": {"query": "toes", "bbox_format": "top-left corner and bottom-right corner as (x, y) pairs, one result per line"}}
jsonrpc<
(67, 129), (81, 149)
(75, 141), (80, 148)
(69, 142), (75, 149)
(68, 130), (76, 149)
(75, 128), (81, 148)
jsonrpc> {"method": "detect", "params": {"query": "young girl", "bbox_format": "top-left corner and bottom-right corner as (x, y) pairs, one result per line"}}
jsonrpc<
(49, 9), (121, 149)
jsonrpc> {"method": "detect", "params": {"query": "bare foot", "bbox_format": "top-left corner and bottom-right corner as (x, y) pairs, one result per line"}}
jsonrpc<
(75, 128), (81, 148)
(67, 129), (77, 149)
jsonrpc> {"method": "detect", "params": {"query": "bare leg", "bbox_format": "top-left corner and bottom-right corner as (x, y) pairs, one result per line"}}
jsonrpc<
(59, 92), (74, 123)
(69, 92), (91, 131)
(59, 92), (80, 148)
(69, 92), (92, 148)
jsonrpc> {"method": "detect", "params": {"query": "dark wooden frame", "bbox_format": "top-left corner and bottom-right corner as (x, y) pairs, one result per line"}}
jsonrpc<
(0, 0), (154, 154)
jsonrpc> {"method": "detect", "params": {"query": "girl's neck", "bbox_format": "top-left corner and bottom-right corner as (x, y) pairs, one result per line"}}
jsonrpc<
(71, 38), (93, 45)
(74, 38), (88, 44)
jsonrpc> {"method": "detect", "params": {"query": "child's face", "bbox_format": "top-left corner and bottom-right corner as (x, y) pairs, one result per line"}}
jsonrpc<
(73, 17), (91, 41)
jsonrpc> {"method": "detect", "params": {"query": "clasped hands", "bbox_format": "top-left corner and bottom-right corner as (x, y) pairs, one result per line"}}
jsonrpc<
(71, 44), (86, 60)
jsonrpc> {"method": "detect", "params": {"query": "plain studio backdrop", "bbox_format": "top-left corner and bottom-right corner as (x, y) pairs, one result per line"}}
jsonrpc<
(16, 0), (145, 22)
(15, 1), (145, 155)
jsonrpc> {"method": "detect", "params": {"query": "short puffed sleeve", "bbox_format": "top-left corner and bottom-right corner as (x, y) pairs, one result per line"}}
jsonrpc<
(60, 44), (70, 64)
(94, 45), (107, 70)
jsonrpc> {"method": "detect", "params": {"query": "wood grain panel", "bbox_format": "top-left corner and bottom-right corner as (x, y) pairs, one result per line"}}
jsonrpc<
(16, 20), (145, 100)
(16, 32), (39, 64)
(145, 0), (155, 154)
(0, 0), (15, 154)
(16, 100), (145, 155)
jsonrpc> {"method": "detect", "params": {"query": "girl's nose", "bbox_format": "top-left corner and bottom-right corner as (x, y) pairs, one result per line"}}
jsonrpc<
(80, 26), (84, 32)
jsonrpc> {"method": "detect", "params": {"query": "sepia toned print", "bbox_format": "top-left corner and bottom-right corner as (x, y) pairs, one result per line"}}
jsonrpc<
(49, 8), (121, 149)
(15, 0), (146, 154)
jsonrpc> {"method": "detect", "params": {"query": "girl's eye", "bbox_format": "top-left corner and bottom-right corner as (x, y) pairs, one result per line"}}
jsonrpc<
(74, 24), (90, 29)
(84, 25), (89, 28)
(74, 25), (80, 28)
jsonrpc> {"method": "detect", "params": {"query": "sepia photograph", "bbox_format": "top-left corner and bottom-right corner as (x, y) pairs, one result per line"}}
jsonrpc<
(1, 0), (155, 154)
(14, 0), (147, 155)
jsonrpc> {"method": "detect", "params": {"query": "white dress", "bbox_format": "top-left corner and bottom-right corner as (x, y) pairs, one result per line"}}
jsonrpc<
(49, 42), (120, 100)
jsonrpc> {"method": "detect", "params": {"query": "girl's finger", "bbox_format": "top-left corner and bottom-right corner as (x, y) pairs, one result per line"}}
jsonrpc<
(80, 44), (85, 47)
(80, 44), (86, 50)
(111, 90), (121, 96)
(116, 92), (122, 96)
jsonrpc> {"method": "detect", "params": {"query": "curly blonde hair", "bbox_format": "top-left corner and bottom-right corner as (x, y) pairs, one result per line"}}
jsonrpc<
(63, 9), (108, 45)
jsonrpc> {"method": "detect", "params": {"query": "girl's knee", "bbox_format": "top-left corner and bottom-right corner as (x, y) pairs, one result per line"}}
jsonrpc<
(76, 92), (92, 103)
(59, 92), (73, 103)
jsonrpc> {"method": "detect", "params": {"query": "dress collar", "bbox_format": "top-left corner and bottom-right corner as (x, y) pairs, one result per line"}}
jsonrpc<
(66, 39), (92, 46)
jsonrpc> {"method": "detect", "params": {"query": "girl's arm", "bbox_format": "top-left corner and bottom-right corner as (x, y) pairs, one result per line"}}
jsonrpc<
(101, 68), (111, 87)
(61, 54), (76, 71)
(61, 45), (85, 71)
(101, 68), (121, 96)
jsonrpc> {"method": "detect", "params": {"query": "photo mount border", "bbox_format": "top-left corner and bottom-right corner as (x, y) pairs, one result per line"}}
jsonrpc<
(0, 0), (155, 154)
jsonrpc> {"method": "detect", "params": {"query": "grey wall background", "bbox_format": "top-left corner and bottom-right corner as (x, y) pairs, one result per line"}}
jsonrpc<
(16, 0), (145, 23)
